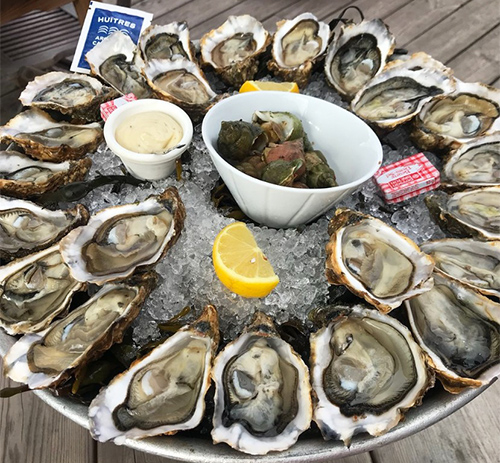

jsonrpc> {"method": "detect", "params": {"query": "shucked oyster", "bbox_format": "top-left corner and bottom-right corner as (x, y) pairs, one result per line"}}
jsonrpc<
(89, 305), (219, 443)
(0, 150), (91, 199)
(86, 31), (151, 99)
(425, 187), (500, 240)
(441, 133), (500, 190)
(406, 272), (500, 393)
(324, 19), (395, 100)
(211, 311), (312, 455)
(412, 81), (500, 151)
(19, 71), (117, 122)
(60, 187), (185, 285)
(3, 272), (157, 390)
(139, 22), (194, 62)
(310, 304), (432, 444)
(268, 12), (330, 87)
(421, 238), (500, 298)
(200, 15), (270, 86)
(351, 52), (455, 129)
(0, 245), (84, 335)
(325, 209), (434, 312)
(142, 58), (218, 115)
(0, 195), (89, 261)
(0, 109), (103, 162)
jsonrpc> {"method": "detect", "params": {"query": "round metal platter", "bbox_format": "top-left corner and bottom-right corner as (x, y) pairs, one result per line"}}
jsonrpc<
(0, 330), (489, 462)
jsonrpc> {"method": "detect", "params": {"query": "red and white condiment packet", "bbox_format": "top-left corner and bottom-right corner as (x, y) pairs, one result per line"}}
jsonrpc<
(100, 93), (137, 121)
(373, 153), (440, 204)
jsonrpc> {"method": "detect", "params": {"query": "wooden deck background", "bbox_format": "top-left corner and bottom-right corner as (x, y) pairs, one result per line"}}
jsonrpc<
(1, 0), (499, 462)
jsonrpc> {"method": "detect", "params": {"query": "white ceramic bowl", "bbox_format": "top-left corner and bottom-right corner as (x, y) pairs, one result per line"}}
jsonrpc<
(202, 91), (383, 228)
(104, 99), (193, 180)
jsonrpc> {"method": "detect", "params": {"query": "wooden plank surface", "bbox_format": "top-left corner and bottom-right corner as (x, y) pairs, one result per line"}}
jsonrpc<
(371, 381), (500, 463)
(0, 362), (95, 463)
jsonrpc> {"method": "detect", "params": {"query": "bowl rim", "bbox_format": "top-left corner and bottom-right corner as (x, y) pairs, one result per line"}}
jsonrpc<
(103, 98), (194, 162)
(202, 91), (383, 194)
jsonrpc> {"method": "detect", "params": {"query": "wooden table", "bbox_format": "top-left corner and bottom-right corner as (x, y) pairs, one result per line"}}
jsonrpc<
(1, 0), (499, 462)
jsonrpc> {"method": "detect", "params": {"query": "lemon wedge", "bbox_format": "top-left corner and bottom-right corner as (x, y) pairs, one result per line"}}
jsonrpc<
(212, 222), (279, 298)
(239, 80), (299, 93)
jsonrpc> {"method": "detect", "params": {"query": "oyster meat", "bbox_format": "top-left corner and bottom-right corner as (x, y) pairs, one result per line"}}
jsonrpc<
(0, 245), (84, 335)
(325, 208), (434, 312)
(412, 81), (500, 151)
(310, 304), (432, 444)
(425, 187), (500, 240)
(421, 238), (500, 298)
(351, 52), (455, 129)
(139, 22), (194, 62)
(211, 311), (312, 455)
(0, 150), (91, 199)
(3, 272), (157, 390)
(142, 58), (218, 114)
(60, 187), (185, 285)
(200, 15), (270, 86)
(0, 195), (89, 261)
(86, 31), (151, 99)
(89, 305), (219, 443)
(268, 12), (330, 87)
(324, 18), (395, 100)
(19, 71), (117, 122)
(442, 133), (500, 189)
(406, 272), (500, 393)
(0, 109), (103, 162)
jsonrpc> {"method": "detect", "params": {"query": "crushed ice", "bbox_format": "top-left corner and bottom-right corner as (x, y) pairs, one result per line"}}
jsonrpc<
(79, 71), (445, 346)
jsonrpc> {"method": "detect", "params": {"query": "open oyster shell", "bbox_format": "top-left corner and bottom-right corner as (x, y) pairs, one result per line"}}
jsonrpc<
(60, 187), (185, 285)
(310, 304), (432, 445)
(441, 133), (500, 190)
(0, 245), (85, 335)
(425, 187), (500, 240)
(19, 71), (117, 123)
(324, 18), (395, 100)
(406, 272), (500, 393)
(142, 58), (219, 115)
(0, 109), (103, 162)
(351, 52), (455, 129)
(89, 305), (219, 443)
(3, 272), (157, 390)
(139, 22), (195, 62)
(325, 209), (434, 313)
(0, 195), (89, 261)
(420, 238), (500, 298)
(86, 31), (151, 99)
(0, 150), (91, 199)
(268, 12), (330, 88)
(412, 81), (500, 152)
(211, 311), (312, 455)
(200, 15), (270, 87)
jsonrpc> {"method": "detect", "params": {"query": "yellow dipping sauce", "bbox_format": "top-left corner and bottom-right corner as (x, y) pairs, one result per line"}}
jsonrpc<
(115, 111), (183, 154)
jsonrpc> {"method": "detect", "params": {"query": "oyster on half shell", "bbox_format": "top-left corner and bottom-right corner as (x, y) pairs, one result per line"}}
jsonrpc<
(0, 150), (91, 199)
(324, 18), (395, 100)
(310, 304), (432, 445)
(211, 311), (312, 455)
(60, 187), (185, 285)
(0, 195), (89, 261)
(139, 22), (194, 62)
(425, 187), (500, 240)
(0, 245), (85, 335)
(89, 305), (219, 444)
(200, 15), (270, 87)
(268, 12), (330, 88)
(325, 208), (435, 313)
(3, 272), (157, 390)
(406, 272), (500, 393)
(19, 71), (117, 122)
(0, 109), (103, 162)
